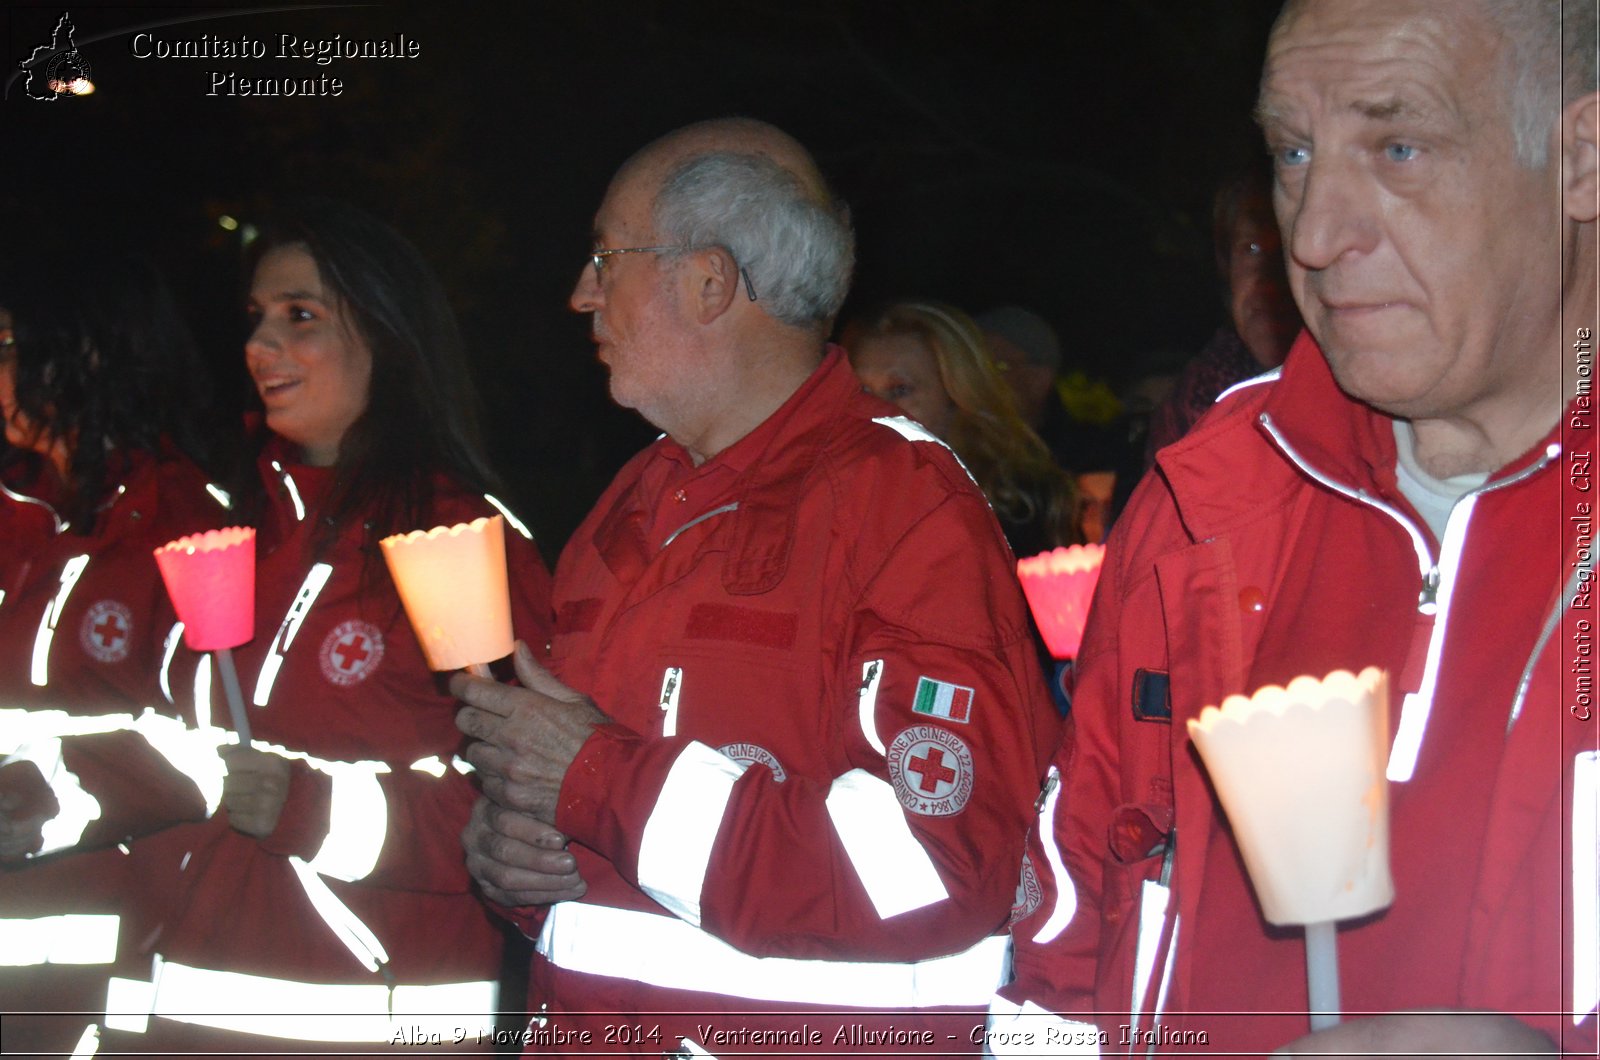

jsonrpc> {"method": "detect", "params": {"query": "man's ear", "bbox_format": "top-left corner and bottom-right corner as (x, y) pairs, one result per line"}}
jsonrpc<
(1563, 89), (1600, 224)
(691, 246), (740, 325)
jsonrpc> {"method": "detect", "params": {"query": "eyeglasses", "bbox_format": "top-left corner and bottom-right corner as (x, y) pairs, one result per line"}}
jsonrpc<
(588, 245), (758, 302)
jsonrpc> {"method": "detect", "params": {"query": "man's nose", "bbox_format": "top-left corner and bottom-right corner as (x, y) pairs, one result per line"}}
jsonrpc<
(1282, 157), (1379, 274)
(570, 261), (601, 313)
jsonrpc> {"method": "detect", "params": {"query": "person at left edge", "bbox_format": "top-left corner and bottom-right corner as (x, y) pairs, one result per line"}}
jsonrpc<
(7, 201), (555, 1054)
(0, 252), (228, 1058)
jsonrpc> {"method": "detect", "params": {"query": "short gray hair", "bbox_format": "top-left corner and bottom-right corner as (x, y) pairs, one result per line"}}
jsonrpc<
(651, 151), (855, 329)
(1481, 0), (1597, 166)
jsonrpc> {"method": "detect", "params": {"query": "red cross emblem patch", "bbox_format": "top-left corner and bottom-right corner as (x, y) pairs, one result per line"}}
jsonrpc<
(887, 724), (974, 817)
(79, 600), (133, 663)
(319, 620), (385, 687)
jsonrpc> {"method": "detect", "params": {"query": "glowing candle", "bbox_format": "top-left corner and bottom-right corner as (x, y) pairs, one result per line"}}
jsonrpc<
(380, 516), (513, 675)
(1015, 544), (1105, 659)
(154, 527), (256, 739)
(1187, 666), (1393, 1031)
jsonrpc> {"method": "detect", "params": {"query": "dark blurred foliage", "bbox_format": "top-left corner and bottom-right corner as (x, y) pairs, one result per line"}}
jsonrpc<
(5, 0), (1283, 559)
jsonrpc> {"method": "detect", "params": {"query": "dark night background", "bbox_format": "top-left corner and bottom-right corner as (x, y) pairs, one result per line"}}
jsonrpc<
(4, 0), (1284, 560)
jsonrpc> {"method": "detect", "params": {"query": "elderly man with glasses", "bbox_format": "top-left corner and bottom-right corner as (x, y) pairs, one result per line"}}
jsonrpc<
(451, 117), (1059, 1056)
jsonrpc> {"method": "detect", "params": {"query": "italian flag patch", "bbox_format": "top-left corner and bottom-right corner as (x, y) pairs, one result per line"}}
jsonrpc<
(913, 676), (974, 724)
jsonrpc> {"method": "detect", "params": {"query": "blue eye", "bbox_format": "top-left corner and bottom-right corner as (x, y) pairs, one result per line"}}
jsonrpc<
(1277, 145), (1310, 167)
(1384, 142), (1418, 162)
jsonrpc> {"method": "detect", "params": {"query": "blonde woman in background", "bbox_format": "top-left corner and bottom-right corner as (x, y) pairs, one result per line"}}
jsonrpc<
(846, 300), (1079, 557)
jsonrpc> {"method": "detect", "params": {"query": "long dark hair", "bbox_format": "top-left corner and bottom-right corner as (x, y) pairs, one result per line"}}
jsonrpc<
(239, 199), (501, 551)
(0, 252), (212, 532)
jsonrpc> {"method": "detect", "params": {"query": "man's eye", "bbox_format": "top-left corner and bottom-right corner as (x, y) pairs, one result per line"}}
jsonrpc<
(1384, 142), (1418, 162)
(289, 306), (315, 323)
(887, 384), (912, 401)
(1276, 145), (1310, 167)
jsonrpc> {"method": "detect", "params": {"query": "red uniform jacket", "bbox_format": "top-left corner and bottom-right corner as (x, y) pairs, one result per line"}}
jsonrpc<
(517, 351), (1060, 1054)
(996, 335), (1599, 1054)
(26, 447), (553, 1050)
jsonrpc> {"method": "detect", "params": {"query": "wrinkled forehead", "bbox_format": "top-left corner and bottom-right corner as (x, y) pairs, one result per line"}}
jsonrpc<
(1257, 0), (1495, 132)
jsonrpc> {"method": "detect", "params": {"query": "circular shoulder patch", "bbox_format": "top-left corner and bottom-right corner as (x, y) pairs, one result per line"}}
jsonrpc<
(717, 742), (787, 783)
(80, 600), (134, 663)
(319, 620), (385, 686)
(886, 724), (974, 817)
(1010, 853), (1043, 926)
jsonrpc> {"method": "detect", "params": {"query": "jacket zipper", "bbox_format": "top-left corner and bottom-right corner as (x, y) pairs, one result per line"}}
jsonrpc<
(1258, 413), (1558, 778)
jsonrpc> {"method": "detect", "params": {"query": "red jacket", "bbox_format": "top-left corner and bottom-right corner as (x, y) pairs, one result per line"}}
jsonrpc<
(39, 447), (553, 1050)
(518, 351), (1060, 1054)
(996, 335), (1598, 1054)
(0, 449), (226, 1056)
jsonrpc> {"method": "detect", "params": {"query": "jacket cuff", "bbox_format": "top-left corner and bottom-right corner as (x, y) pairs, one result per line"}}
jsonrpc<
(258, 759), (332, 859)
(556, 722), (651, 879)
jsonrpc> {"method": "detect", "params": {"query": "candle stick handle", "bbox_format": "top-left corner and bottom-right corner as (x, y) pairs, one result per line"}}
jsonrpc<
(466, 662), (492, 679)
(1305, 919), (1341, 1032)
(215, 647), (252, 744)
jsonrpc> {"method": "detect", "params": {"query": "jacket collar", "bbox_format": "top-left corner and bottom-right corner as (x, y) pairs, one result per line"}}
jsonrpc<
(1156, 331), (1565, 542)
(592, 346), (852, 596)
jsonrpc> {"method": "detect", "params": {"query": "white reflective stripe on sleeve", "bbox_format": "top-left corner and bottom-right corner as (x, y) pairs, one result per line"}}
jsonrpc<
(1031, 766), (1075, 944)
(69, 1022), (100, 1058)
(658, 666), (683, 738)
(451, 755), (473, 774)
(1150, 914), (1181, 1038)
(483, 493), (533, 539)
(675, 1039), (717, 1058)
(204, 482), (233, 509)
(193, 653), (213, 729)
(537, 901), (1009, 1007)
(273, 462), (307, 521)
(1127, 879), (1171, 1038)
(857, 659), (885, 756)
(409, 755), (446, 778)
(0, 914), (119, 965)
(129, 709), (229, 816)
(288, 856), (390, 973)
(983, 995), (1102, 1056)
(31, 554), (91, 687)
(253, 563), (334, 707)
(636, 742), (747, 927)
(105, 959), (495, 1042)
(1388, 494), (1478, 782)
(10, 738), (103, 855)
(1576, 750), (1599, 1024)
(872, 416), (979, 487)
(826, 768), (948, 919)
(305, 765), (387, 882)
(158, 622), (184, 705)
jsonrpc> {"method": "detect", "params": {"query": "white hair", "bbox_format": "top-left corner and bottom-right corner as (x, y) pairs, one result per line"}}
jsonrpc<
(1482, 0), (1596, 166)
(651, 151), (855, 329)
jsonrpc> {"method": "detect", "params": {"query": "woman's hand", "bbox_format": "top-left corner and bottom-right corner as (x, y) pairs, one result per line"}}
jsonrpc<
(220, 746), (292, 838)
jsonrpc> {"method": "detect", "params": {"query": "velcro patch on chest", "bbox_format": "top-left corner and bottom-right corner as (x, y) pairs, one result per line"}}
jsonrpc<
(557, 597), (604, 634)
(684, 602), (798, 650)
(1133, 668), (1171, 723)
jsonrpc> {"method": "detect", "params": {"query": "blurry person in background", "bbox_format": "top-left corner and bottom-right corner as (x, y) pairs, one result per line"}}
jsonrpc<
(847, 300), (1079, 557)
(0, 252), (227, 1057)
(1146, 159), (1303, 459)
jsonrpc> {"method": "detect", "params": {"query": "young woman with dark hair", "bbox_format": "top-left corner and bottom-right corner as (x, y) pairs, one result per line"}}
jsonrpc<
(12, 203), (554, 1054)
